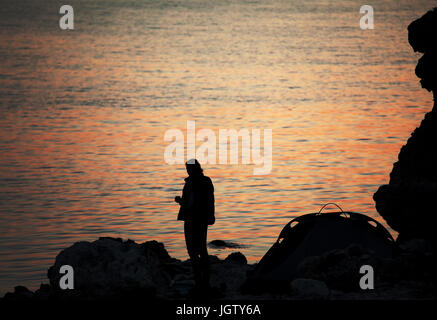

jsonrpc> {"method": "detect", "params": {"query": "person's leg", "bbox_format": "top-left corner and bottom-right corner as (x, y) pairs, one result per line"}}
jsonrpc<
(184, 221), (202, 284)
(198, 223), (210, 287)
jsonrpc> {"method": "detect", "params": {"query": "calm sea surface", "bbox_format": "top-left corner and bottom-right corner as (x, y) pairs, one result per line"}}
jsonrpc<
(0, 0), (435, 294)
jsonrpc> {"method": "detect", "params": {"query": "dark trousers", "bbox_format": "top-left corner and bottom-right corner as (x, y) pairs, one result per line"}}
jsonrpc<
(184, 220), (210, 286)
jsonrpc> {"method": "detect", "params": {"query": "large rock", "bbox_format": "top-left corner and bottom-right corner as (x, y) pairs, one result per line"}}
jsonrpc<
(47, 237), (175, 299)
(208, 240), (243, 249)
(224, 252), (247, 265)
(374, 8), (437, 245)
(2, 286), (34, 301)
(295, 243), (436, 298)
(2, 237), (435, 300)
(2, 237), (257, 301)
(296, 245), (379, 292)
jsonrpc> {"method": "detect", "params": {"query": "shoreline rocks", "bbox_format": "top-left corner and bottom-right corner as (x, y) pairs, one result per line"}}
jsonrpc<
(2, 237), (436, 301)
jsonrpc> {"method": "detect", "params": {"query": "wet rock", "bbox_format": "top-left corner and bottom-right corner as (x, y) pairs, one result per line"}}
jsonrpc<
(47, 237), (172, 299)
(224, 252), (247, 265)
(208, 240), (243, 249)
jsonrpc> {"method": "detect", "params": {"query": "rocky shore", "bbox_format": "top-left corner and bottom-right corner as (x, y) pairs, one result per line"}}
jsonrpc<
(2, 236), (436, 301)
(374, 7), (437, 247)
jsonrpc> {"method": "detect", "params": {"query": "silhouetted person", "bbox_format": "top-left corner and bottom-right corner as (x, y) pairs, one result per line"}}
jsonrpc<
(175, 159), (215, 290)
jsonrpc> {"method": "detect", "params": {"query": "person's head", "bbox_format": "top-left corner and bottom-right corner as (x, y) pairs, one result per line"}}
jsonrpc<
(185, 159), (203, 177)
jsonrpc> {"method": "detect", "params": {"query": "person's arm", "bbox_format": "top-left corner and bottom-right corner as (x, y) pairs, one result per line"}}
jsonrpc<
(174, 196), (181, 204)
(205, 177), (215, 224)
(209, 179), (214, 207)
(175, 182), (187, 205)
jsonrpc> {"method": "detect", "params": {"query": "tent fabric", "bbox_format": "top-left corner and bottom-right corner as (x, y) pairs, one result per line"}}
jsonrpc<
(244, 211), (395, 292)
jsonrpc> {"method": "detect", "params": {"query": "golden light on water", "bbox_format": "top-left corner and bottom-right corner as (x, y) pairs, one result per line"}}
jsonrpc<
(0, 0), (434, 293)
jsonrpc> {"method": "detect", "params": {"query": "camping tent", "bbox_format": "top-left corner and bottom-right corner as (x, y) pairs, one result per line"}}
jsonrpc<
(243, 205), (395, 292)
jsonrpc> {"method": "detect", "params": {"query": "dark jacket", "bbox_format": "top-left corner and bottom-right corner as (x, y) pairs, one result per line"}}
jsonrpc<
(177, 174), (215, 225)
